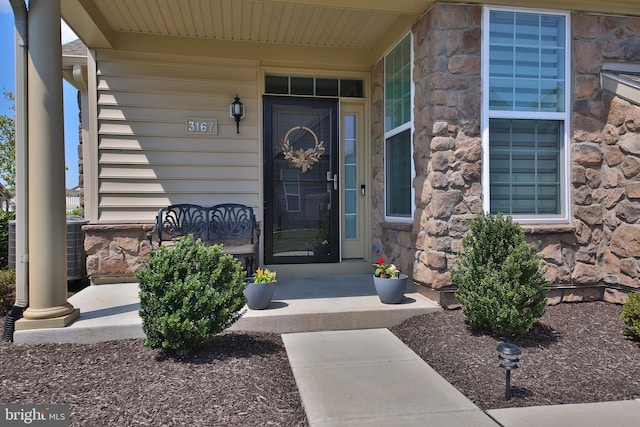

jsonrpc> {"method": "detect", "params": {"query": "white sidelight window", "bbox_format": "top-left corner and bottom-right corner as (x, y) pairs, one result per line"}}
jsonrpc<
(384, 34), (414, 220)
(482, 7), (570, 223)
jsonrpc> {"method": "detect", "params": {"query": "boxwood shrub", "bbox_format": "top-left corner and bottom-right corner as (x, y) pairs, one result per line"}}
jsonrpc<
(137, 237), (246, 354)
(452, 212), (549, 336)
(0, 269), (16, 315)
(622, 292), (640, 343)
(0, 210), (15, 269)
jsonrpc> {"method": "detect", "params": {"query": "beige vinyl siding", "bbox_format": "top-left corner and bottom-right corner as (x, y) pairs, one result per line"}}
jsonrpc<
(95, 50), (260, 223)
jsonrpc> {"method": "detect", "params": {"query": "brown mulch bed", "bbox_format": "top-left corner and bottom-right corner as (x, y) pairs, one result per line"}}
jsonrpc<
(391, 301), (640, 410)
(0, 326), (307, 426)
(0, 301), (638, 425)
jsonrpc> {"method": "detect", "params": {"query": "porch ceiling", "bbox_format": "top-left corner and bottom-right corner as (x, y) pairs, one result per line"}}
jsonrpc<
(61, 0), (429, 52)
(100, 0), (415, 49)
(61, 0), (640, 67)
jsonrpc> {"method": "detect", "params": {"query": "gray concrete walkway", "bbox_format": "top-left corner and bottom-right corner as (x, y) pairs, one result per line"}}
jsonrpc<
(283, 328), (497, 426)
(283, 328), (640, 427)
(488, 400), (640, 427)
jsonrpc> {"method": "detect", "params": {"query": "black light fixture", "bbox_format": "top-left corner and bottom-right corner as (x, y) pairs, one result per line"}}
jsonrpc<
(497, 342), (521, 401)
(230, 94), (244, 134)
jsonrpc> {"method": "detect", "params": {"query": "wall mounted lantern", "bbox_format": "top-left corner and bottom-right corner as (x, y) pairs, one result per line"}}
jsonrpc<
(497, 342), (521, 401)
(230, 94), (244, 134)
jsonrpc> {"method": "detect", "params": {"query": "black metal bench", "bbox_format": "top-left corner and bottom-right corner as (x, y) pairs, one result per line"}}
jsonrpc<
(147, 203), (260, 275)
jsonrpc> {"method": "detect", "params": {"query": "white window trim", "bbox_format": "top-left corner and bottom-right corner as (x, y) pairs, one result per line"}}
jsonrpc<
(383, 33), (415, 223)
(481, 6), (571, 224)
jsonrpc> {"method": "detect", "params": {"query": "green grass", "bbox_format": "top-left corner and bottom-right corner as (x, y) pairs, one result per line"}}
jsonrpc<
(272, 229), (318, 253)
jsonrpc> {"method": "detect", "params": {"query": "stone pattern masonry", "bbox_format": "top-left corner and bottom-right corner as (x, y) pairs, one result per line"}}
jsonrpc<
(83, 224), (151, 284)
(371, 3), (640, 307)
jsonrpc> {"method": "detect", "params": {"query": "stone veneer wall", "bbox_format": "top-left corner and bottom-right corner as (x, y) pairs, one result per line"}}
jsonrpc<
(372, 3), (483, 306)
(371, 3), (640, 307)
(83, 224), (152, 283)
(571, 13), (640, 303)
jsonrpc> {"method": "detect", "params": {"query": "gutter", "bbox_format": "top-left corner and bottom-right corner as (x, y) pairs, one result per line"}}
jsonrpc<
(601, 61), (640, 106)
(3, 0), (28, 342)
(601, 71), (640, 106)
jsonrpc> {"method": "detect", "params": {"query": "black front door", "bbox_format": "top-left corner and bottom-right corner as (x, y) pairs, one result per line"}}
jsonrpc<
(263, 96), (339, 264)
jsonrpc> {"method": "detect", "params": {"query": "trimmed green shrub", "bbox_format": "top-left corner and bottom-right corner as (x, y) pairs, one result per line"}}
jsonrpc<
(621, 292), (640, 342)
(67, 206), (81, 216)
(137, 237), (247, 354)
(452, 212), (549, 336)
(0, 210), (15, 269)
(0, 269), (16, 315)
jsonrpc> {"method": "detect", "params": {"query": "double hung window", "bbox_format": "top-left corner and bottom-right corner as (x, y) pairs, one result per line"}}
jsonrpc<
(483, 8), (570, 222)
(384, 34), (413, 220)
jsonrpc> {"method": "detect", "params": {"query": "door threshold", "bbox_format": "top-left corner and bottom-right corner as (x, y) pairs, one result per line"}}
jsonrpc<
(262, 259), (371, 277)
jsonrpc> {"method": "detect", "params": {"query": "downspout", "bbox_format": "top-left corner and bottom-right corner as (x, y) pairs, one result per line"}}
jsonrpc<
(2, 0), (28, 342)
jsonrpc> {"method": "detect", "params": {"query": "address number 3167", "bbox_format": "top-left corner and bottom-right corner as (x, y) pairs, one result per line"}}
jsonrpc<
(186, 118), (218, 135)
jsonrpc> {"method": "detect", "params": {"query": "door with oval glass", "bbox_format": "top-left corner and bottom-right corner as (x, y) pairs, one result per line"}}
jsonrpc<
(263, 96), (339, 264)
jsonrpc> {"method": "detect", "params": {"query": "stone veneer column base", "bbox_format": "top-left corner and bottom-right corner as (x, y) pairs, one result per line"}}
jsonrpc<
(417, 282), (633, 310)
(90, 274), (140, 285)
(414, 283), (459, 309)
(15, 307), (80, 330)
(83, 223), (153, 285)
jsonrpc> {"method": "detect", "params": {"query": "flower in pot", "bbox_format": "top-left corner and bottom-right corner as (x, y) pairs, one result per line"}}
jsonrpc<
(372, 256), (408, 304)
(312, 238), (330, 256)
(312, 220), (331, 256)
(373, 255), (400, 279)
(244, 268), (277, 310)
(253, 267), (277, 284)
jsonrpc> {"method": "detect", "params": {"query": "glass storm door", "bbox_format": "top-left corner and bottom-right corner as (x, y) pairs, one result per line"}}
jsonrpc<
(263, 97), (339, 264)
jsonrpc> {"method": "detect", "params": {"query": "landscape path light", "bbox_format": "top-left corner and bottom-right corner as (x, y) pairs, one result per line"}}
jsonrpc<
(497, 342), (521, 401)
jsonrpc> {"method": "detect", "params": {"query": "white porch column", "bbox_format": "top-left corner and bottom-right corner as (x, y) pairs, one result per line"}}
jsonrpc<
(16, 0), (79, 329)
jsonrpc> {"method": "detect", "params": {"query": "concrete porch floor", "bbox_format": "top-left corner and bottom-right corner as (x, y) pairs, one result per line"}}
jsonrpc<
(13, 274), (441, 344)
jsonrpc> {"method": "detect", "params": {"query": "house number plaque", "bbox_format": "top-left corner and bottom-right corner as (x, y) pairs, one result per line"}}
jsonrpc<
(185, 118), (218, 135)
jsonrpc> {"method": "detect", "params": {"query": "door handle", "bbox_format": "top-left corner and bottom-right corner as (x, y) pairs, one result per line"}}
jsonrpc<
(326, 172), (338, 191)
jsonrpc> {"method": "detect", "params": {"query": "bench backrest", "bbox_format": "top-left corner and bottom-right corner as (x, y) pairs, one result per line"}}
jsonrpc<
(156, 203), (256, 244)
(157, 204), (209, 242)
(208, 203), (256, 242)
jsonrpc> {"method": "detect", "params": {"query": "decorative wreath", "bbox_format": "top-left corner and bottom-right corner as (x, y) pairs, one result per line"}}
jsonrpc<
(280, 126), (325, 173)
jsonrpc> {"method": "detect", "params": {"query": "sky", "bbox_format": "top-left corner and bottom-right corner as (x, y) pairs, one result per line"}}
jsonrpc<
(0, 0), (80, 189)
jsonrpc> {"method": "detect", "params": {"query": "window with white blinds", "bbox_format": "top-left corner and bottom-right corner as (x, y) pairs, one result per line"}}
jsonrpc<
(483, 8), (570, 222)
(489, 11), (566, 112)
(489, 119), (562, 215)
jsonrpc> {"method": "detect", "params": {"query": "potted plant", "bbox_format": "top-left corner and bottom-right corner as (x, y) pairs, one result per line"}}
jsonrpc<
(243, 267), (277, 310)
(372, 256), (408, 304)
(312, 220), (330, 256)
(312, 238), (330, 256)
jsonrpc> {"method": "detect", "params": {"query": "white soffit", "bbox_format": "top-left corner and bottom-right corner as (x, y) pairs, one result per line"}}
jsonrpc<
(92, 0), (406, 49)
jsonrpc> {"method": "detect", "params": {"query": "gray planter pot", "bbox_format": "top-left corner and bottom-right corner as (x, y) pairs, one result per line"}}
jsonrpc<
(243, 282), (276, 310)
(373, 274), (408, 304)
